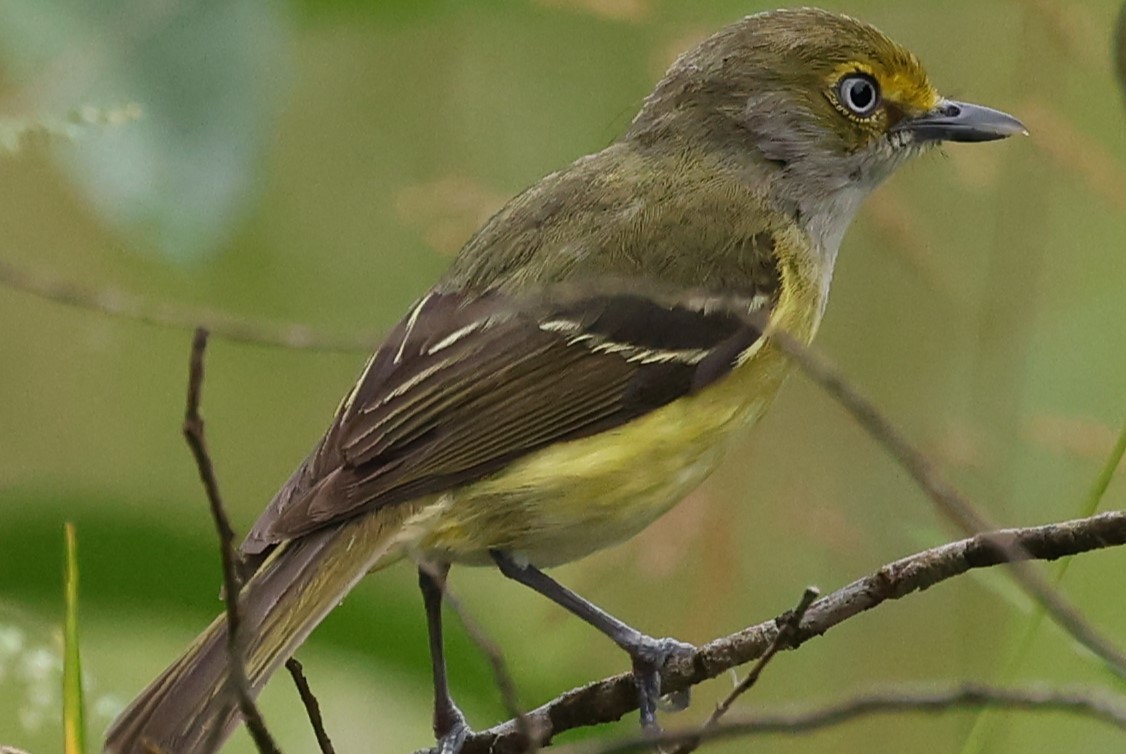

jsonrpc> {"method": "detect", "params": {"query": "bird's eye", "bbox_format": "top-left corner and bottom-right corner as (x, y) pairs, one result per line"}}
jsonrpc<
(837, 74), (880, 118)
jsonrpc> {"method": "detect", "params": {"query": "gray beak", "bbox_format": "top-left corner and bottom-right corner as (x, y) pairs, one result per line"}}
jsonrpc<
(894, 99), (1027, 143)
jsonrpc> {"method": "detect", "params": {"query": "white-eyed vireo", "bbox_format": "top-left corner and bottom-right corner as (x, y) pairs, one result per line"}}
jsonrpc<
(106, 8), (1024, 754)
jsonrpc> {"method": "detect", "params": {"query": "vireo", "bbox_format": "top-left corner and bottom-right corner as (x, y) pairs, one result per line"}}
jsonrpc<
(105, 8), (1024, 754)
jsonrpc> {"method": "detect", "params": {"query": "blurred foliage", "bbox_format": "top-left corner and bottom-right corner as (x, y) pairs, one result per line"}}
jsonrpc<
(1, 1), (1125, 753)
(0, 0), (291, 261)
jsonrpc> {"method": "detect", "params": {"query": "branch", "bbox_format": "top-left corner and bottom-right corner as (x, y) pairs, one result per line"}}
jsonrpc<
(769, 327), (1126, 679)
(556, 683), (1126, 754)
(666, 587), (819, 754)
(0, 257), (374, 353)
(436, 585), (540, 751)
(284, 659), (335, 754)
(182, 328), (281, 754)
(455, 510), (1126, 754)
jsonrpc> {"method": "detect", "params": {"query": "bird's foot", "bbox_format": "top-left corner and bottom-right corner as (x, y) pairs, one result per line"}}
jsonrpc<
(628, 636), (695, 730)
(434, 702), (471, 754)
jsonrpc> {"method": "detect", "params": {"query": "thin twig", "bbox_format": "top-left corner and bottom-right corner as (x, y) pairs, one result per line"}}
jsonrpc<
(708, 587), (820, 724)
(667, 587), (819, 754)
(957, 411), (1126, 754)
(431, 568), (541, 753)
(768, 327), (1126, 680)
(0, 257), (374, 353)
(182, 327), (282, 754)
(555, 683), (1126, 754)
(452, 510), (1126, 754)
(285, 658), (336, 754)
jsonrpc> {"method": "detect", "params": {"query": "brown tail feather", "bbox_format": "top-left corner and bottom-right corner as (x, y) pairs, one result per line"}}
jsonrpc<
(104, 507), (416, 754)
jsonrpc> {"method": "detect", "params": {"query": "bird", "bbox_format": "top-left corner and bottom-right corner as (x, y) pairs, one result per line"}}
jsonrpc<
(104, 8), (1025, 754)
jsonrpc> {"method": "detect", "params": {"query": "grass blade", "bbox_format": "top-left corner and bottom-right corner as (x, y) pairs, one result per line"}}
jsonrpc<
(63, 522), (85, 754)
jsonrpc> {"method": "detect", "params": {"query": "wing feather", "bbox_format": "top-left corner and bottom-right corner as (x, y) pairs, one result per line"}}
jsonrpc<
(242, 286), (771, 551)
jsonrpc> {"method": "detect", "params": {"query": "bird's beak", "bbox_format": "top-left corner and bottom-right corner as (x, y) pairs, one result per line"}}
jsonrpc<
(894, 99), (1027, 143)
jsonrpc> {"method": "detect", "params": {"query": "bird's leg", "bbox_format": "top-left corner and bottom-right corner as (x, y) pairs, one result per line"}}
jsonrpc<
(490, 550), (693, 730)
(418, 563), (471, 754)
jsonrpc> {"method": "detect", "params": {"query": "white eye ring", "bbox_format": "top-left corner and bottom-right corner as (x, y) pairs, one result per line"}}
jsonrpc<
(837, 74), (880, 117)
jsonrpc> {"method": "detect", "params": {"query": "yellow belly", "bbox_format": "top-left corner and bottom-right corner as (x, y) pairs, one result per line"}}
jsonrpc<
(401, 338), (795, 568)
(399, 231), (826, 568)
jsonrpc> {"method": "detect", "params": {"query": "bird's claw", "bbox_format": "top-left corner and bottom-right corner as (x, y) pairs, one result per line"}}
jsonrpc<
(437, 727), (469, 754)
(434, 703), (471, 754)
(629, 636), (695, 730)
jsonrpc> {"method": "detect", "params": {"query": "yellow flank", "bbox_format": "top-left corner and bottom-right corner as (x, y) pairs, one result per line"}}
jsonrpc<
(405, 236), (824, 568)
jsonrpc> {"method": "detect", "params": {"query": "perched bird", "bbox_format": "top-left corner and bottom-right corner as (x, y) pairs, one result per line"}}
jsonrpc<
(105, 8), (1024, 754)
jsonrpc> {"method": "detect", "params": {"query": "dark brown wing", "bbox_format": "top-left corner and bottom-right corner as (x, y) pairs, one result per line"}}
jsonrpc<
(241, 286), (769, 554)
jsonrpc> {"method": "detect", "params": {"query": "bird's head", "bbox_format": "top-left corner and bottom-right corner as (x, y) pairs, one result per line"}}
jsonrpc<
(627, 8), (1025, 251)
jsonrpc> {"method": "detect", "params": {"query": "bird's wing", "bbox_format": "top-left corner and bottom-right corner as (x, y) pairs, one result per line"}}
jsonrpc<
(243, 283), (773, 551)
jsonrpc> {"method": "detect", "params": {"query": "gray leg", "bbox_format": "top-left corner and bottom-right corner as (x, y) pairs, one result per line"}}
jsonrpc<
(490, 550), (693, 729)
(418, 563), (470, 754)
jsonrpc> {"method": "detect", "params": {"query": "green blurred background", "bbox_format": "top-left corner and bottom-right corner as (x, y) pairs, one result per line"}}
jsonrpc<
(1, 0), (1124, 752)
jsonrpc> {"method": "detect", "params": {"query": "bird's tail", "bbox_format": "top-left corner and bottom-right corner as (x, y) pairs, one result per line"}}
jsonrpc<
(104, 506), (418, 754)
